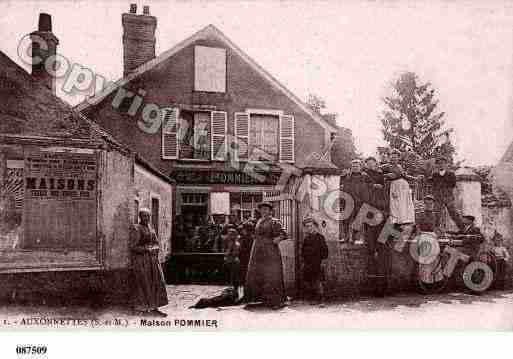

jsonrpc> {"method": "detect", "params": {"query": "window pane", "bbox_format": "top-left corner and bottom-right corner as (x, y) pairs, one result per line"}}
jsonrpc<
(193, 112), (211, 160)
(250, 114), (279, 161)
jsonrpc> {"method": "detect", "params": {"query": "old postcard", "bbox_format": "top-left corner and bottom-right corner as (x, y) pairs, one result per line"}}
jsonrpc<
(0, 0), (512, 337)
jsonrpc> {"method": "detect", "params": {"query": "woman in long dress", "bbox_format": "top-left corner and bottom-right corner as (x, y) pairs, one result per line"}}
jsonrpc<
(130, 208), (168, 317)
(244, 202), (287, 309)
(384, 149), (416, 225)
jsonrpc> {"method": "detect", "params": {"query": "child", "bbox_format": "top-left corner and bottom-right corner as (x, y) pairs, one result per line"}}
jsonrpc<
(301, 218), (329, 301)
(492, 231), (510, 290)
(224, 226), (241, 292)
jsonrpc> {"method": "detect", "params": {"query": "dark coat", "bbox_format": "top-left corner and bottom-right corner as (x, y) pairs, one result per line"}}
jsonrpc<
(458, 225), (484, 259)
(245, 217), (287, 306)
(302, 233), (329, 282)
(430, 171), (457, 200)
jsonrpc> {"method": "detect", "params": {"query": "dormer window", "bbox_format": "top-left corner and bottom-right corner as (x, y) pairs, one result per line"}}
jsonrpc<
(194, 46), (226, 93)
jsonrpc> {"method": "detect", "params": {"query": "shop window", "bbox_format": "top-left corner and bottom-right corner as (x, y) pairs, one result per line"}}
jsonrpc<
(0, 145), (99, 270)
(249, 114), (279, 162)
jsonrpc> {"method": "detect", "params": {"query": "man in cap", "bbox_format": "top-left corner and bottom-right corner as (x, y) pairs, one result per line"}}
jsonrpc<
(415, 194), (440, 234)
(429, 157), (462, 230)
(457, 215), (484, 260)
(301, 217), (329, 301)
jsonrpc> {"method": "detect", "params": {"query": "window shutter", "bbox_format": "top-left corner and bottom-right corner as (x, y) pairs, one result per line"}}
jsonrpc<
(234, 112), (250, 160)
(211, 111), (227, 160)
(279, 114), (295, 163)
(161, 107), (179, 159)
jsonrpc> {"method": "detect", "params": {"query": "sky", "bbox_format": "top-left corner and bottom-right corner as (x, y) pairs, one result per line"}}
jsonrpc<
(1, 0), (513, 166)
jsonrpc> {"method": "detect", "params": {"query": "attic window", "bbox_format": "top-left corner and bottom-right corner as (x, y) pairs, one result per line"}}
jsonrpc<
(194, 46), (226, 93)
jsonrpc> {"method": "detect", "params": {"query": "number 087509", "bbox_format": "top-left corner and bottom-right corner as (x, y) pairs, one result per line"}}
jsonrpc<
(16, 346), (47, 355)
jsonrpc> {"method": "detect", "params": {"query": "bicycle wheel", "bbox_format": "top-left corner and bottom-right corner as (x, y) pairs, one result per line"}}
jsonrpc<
(417, 256), (449, 294)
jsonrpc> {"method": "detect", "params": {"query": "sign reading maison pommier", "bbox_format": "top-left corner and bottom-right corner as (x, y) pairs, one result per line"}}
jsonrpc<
(170, 169), (281, 185)
(24, 151), (97, 200)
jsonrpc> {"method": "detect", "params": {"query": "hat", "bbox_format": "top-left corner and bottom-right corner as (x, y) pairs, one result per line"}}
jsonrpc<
(365, 156), (377, 162)
(424, 194), (435, 201)
(351, 159), (363, 165)
(257, 201), (273, 210)
(462, 215), (475, 222)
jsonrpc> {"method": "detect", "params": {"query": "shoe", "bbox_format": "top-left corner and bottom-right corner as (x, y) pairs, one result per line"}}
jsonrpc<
(270, 303), (286, 310)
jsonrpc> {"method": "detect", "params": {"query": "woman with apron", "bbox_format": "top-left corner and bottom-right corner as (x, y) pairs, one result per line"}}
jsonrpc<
(244, 202), (287, 309)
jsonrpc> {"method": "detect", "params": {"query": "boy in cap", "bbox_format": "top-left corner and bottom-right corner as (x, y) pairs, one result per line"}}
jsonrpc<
(301, 217), (329, 301)
(224, 225), (241, 292)
(415, 194), (440, 234)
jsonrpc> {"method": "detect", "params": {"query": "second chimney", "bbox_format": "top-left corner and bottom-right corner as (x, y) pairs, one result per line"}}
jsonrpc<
(122, 4), (157, 77)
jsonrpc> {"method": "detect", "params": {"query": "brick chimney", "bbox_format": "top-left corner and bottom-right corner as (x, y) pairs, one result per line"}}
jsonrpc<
(122, 4), (157, 77)
(30, 13), (59, 95)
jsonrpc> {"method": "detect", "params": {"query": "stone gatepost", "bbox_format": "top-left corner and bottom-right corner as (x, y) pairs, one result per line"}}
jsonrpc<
(455, 167), (483, 227)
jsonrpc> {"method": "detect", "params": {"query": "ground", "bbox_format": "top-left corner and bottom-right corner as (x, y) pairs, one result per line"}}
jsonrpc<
(1, 286), (512, 330)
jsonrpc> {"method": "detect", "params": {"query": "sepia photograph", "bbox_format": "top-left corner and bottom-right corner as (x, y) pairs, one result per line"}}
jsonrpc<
(0, 0), (513, 341)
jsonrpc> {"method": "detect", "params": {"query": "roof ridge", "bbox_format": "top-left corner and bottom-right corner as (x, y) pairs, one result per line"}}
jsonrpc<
(75, 24), (337, 133)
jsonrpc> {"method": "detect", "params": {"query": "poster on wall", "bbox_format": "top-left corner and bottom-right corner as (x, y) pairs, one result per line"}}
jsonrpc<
(210, 192), (230, 215)
(22, 149), (98, 250)
(24, 150), (97, 201)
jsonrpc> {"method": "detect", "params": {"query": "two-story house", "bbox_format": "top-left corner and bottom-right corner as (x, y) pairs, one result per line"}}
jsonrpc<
(78, 5), (339, 262)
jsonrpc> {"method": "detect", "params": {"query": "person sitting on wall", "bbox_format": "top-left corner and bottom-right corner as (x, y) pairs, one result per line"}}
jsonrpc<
(129, 208), (168, 317)
(301, 218), (329, 302)
(365, 156), (386, 211)
(415, 195), (441, 235)
(428, 156), (462, 231)
(455, 215), (485, 260)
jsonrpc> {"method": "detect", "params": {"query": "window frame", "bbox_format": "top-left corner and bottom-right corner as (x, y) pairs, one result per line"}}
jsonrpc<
(245, 109), (283, 163)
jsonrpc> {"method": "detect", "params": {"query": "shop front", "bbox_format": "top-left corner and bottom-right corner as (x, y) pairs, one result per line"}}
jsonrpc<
(167, 168), (296, 285)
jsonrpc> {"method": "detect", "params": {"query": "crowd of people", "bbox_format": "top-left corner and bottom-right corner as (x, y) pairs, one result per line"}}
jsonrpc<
(127, 148), (510, 316)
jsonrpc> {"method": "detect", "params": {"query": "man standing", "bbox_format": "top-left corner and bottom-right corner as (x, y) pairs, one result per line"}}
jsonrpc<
(429, 157), (462, 231)
(341, 159), (373, 242)
(301, 218), (329, 301)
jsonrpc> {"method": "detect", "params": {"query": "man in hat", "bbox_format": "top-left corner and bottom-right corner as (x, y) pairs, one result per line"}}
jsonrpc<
(415, 194), (440, 234)
(301, 217), (329, 301)
(429, 157), (462, 231)
(457, 215), (484, 260)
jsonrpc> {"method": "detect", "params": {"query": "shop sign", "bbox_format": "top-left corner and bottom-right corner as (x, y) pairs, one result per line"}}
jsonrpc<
(170, 169), (280, 185)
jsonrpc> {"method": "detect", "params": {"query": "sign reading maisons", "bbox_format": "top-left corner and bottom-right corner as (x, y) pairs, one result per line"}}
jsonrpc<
(22, 150), (98, 251)
(24, 151), (97, 200)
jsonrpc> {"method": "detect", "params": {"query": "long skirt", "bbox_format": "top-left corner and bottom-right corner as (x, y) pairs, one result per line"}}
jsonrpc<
(244, 238), (285, 306)
(389, 178), (415, 224)
(131, 251), (169, 311)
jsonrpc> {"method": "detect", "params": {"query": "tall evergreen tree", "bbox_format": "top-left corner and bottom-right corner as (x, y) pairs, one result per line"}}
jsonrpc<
(380, 72), (456, 164)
